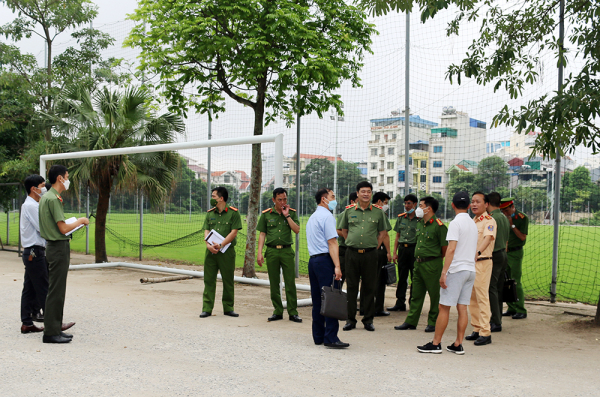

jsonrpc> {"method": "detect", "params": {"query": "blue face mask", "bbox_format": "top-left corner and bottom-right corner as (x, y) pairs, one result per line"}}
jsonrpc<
(406, 208), (415, 214)
(327, 199), (337, 211)
(511, 212), (516, 218)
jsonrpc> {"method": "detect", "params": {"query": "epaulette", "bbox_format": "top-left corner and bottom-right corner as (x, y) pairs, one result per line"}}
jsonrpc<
(229, 206), (238, 211)
(484, 215), (492, 220)
(207, 207), (216, 212)
(289, 207), (296, 212)
(436, 219), (444, 226)
(345, 204), (355, 209)
(518, 213), (525, 219)
(262, 208), (271, 213)
(373, 204), (382, 210)
(398, 212), (406, 217)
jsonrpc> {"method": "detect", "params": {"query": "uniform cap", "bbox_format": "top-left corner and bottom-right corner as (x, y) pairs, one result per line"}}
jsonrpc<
(500, 197), (514, 209)
(452, 191), (470, 206)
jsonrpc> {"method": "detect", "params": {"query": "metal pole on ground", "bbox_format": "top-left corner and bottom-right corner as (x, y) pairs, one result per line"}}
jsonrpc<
(6, 209), (9, 246)
(404, 10), (411, 197)
(139, 190), (143, 261)
(295, 113), (301, 277)
(86, 183), (90, 255)
(189, 181), (192, 222)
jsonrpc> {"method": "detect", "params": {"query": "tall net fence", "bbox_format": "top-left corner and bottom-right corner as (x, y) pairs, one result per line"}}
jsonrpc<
(2, 11), (599, 305)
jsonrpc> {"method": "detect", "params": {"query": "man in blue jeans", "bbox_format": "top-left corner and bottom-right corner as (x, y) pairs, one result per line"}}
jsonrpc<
(306, 188), (348, 349)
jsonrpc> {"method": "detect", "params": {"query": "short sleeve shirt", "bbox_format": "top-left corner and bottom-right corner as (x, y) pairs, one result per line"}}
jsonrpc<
(508, 211), (529, 248)
(474, 211), (496, 258)
(306, 206), (338, 256)
(394, 213), (419, 244)
(256, 206), (299, 246)
(202, 206), (243, 247)
(414, 215), (448, 259)
(445, 213), (478, 273)
(338, 204), (387, 248)
(490, 209), (510, 252)
(38, 187), (69, 241)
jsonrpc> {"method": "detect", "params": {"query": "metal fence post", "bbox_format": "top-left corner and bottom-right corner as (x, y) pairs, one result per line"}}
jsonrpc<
(6, 209), (9, 246)
(86, 184), (90, 255)
(139, 190), (143, 261)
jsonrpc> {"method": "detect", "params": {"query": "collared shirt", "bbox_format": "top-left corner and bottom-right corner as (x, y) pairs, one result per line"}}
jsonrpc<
(445, 212), (477, 273)
(256, 206), (299, 245)
(306, 206), (338, 256)
(338, 203), (387, 248)
(20, 196), (46, 248)
(39, 187), (69, 241)
(414, 215), (448, 259)
(508, 210), (529, 248)
(394, 212), (419, 244)
(474, 211), (496, 258)
(490, 208), (510, 252)
(202, 205), (243, 247)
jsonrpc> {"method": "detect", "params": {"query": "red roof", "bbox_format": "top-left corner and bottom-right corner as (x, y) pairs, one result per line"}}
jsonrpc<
(508, 158), (524, 166)
(298, 153), (342, 162)
(457, 164), (469, 171)
(188, 165), (208, 173)
(235, 170), (250, 182)
(239, 181), (250, 190)
(211, 171), (226, 177)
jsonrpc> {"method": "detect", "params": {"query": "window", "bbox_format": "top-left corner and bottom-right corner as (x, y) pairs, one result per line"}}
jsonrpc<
(421, 160), (427, 168)
(387, 191), (394, 198)
(420, 175), (427, 182)
(371, 177), (377, 184)
(224, 175), (231, 183)
(387, 177), (394, 184)
(434, 146), (443, 153)
(398, 170), (405, 182)
(380, 175), (384, 183)
(371, 162), (377, 170)
(387, 162), (394, 169)
(433, 161), (442, 168)
(433, 176), (442, 183)
(409, 157), (412, 165)
(392, 134), (397, 140)
(375, 134), (380, 141)
(380, 160), (384, 168)
(371, 148), (378, 156)
(388, 147), (394, 155)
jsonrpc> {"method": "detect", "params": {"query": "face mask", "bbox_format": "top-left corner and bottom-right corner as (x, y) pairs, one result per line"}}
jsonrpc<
(35, 187), (47, 197)
(382, 204), (389, 212)
(62, 178), (70, 191)
(511, 212), (515, 218)
(415, 207), (424, 218)
(210, 198), (218, 207)
(327, 199), (337, 211)
(406, 208), (415, 214)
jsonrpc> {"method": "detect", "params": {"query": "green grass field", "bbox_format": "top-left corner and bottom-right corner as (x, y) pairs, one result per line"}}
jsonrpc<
(2, 212), (598, 304)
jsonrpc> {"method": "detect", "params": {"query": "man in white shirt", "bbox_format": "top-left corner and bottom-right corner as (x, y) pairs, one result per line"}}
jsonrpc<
(417, 191), (478, 354)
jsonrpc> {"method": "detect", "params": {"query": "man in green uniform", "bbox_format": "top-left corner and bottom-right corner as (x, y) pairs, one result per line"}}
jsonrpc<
(373, 192), (393, 317)
(389, 194), (419, 312)
(200, 187), (243, 318)
(39, 165), (89, 344)
(257, 187), (302, 323)
(336, 192), (357, 288)
(487, 192), (510, 332)
(339, 181), (389, 332)
(395, 196), (448, 332)
(500, 198), (529, 319)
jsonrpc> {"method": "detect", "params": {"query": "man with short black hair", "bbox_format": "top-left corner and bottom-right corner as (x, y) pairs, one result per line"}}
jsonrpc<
(487, 191), (510, 332)
(257, 187), (302, 323)
(336, 192), (358, 287)
(372, 191), (392, 316)
(200, 187), (243, 318)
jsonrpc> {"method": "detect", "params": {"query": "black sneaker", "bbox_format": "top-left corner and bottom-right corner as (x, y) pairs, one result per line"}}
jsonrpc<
(417, 342), (442, 354)
(446, 343), (465, 355)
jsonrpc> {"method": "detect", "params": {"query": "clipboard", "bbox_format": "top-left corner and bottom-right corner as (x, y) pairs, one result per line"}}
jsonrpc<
(204, 229), (231, 253)
(65, 217), (84, 236)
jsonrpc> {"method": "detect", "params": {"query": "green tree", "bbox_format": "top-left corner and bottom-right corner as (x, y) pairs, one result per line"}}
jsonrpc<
(126, 0), (375, 276)
(446, 170), (476, 197)
(561, 166), (593, 212)
(475, 156), (510, 193)
(47, 84), (185, 263)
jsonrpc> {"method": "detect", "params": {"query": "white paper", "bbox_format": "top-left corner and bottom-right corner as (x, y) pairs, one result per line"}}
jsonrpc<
(64, 217), (84, 236)
(204, 229), (231, 253)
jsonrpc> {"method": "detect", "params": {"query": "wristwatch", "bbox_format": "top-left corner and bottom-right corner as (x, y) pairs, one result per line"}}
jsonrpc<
(511, 225), (516, 229)
(285, 215), (291, 219)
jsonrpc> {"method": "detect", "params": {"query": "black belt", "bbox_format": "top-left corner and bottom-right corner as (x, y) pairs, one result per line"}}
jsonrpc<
(267, 244), (291, 249)
(310, 253), (329, 258)
(24, 245), (45, 251)
(415, 256), (441, 263)
(507, 246), (523, 253)
(477, 257), (493, 261)
(347, 247), (376, 254)
(399, 243), (416, 248)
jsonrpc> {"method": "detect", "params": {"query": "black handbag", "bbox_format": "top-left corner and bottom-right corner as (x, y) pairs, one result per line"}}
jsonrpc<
(502, 272), (518, 303)
(385, 262), (397, 285)
(320, 277), (348, 320)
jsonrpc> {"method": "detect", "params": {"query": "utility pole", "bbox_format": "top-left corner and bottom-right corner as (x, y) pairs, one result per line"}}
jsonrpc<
(404, 10), (411, 197)
(295, 112), (301, 277)
(207, 110), (212, 207)
(330, 105), (344, 215)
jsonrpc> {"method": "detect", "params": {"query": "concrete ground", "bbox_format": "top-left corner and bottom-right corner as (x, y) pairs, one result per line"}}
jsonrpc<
(1, 249), (599, 396)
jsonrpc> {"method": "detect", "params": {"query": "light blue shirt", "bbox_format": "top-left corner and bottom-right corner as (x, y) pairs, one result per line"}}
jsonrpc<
(306, 206), (338, 256)
(20, 196), (46, 248)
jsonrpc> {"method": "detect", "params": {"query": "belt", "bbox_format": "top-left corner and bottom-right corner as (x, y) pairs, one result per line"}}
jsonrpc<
(310, 253), (329, 258)
(399, 243), (416, 248)
(477, 257), (493, 261)
(415, 256), (441, 263)
(24, 245), (45, 251)
(267, 244), (291, 249)
(347, 247), (376, 254)
(507, 246), (523, 253)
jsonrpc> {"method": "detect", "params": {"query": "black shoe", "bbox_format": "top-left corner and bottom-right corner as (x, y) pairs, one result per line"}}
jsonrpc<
(465, 331), (479, 341)
(268, 314), (283, 322)
(289, 315), (302, 323)
(364, 323), (375, 331)
(374, 311), (390, 317)
(359, 310), (364, 316)
(199, 312), (212, 318)
(387, 304), (406, 312)
(343, 323), (356, 331)
(512, 313), (527, 320)
(490, 323), (502, 333)
(60, 332), (73, 339)
(33, 312), (44, 323)
(224, 311), (239, 317)
(424, 325), (436, 333)
(314, 341), (323, 345)
(446, 343), (465, 355)
(502, 311), (517, 317)
(43, 335), (71, 344)
(324, 341), (350, 349)
(394, 322), (416, 330)
(474, 335), (492, 346)
(417, 341), (442, 354)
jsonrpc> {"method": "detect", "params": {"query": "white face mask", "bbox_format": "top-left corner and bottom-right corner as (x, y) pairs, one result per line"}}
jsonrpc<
(382, 204), (389, 212)
(415, 207), (424, 218)
(62, 178), (70, 191)
(37, 187), (47, 197)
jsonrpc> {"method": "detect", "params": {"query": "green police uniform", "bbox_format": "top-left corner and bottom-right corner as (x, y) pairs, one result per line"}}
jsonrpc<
(489, 208), (510, 326)
(374, 208), (392, 313)
(506, 210), (529, 314)
(336, 206), (354, 287)
(393, 212), (419, 307)
(404, 215), (448, 327)
(257, 206), (300, 316)
(338, 203), (387, 326)
(38, 187), (71, 337)
(202, 205), (242, 314)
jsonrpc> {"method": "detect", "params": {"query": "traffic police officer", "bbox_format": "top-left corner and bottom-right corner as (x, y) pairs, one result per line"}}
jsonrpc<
(395, 196), (447, 332)
(339, 181), (389, 332)
(389, 193), (419, 312)
(336, 192), (357, 288)
(200, 187), (242, 318)
(373, 192), (392, 317)
(257, 187), (302, 323)
(487, 192), (509, 332)
(500, 198), (529, 319)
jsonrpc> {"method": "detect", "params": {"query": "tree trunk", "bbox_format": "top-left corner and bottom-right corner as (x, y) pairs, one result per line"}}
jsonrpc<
(45, 34), (52, 142)
(595, 291), (600, 326)
(94, 177), (112, 263)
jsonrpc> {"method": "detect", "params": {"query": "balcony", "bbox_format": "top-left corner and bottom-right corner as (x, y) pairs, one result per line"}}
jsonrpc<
(379, 154), (385, 157)
(379, 168), (385, 172)
(378, 183), (384, 186)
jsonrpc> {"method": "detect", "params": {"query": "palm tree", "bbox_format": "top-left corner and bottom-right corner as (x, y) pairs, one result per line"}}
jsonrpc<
(49, 84), (185, 263)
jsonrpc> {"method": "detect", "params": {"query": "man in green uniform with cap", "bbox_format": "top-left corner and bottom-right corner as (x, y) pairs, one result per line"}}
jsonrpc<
(395, 196), (447, 332)
(336, 192), (357, 288)
(257, 187), (302, 323)
(373, 191), (393, 317)
(39, 165), (89, 344)
(487, 192), (510, 332)
(200, 187), (242, 318)
(501, 198), (529, 319)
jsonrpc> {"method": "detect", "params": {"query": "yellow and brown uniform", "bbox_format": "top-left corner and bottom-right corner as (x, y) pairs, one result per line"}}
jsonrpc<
(470, 212), (496, 337)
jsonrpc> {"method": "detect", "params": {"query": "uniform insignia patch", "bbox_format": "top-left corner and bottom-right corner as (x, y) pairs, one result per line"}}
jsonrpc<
(485, 215), (492, 220)
(56, 194), (63, 203)
(207, 207), (216, 212)
(488, 225), (494, 231)
(436, 219), (443, 226)
(229, 206), (238, 211)
(518, 213), (525, 219)
(345, 204), (355, 209)
(289, 207), (296, 212)
(373, 204), (382, 210)
(262, 208), (271, 213)
(398, 212), (406, 217)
